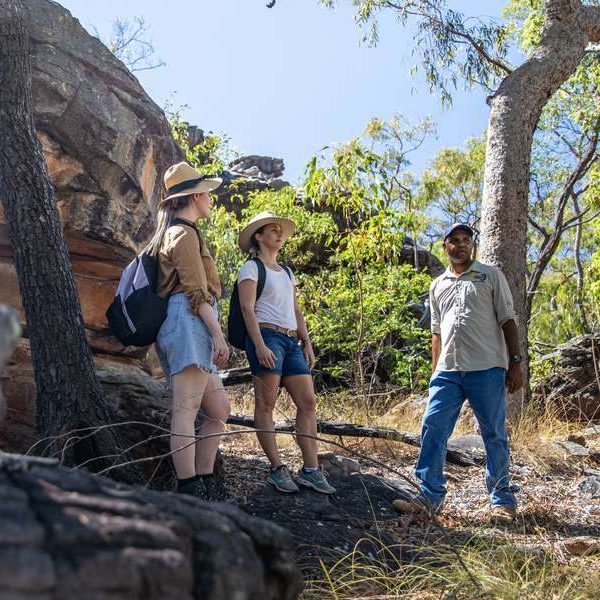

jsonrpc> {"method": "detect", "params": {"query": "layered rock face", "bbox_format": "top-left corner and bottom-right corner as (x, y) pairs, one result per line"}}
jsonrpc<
(0, 0), (181, 361)
(0, 0), (182, 451)
(0, 0), (289, 457)
(0, 453), (302, 600)
(536, 333), (600, 420)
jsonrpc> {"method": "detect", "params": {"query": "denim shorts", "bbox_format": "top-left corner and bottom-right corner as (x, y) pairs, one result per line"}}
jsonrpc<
(245, 328), (311, 377)
(155, 293), (218, 384)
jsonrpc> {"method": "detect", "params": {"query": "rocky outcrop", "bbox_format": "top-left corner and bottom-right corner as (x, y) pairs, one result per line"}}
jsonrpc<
(0, 305), (21, 426)
(0, 452), (302, 599)
(2, 338), (176, 486)
(0, 0), (182, 360)
(535, 333), (600, 420)
(217, 155), (289, 217)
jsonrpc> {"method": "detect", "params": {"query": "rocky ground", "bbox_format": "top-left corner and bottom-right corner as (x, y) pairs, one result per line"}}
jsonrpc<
(217, 399), (600, 594)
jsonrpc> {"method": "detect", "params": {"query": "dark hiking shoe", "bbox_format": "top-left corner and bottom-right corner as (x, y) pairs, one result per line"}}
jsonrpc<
(393, 496), (443, 517)
(266, 465), (300, 493)
(177, 477), (208, 499)
(296, 467), (336, 495)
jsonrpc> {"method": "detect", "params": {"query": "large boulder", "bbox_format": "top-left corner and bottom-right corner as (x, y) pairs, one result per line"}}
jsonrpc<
(535, 333), (600, 420)
(0, 305), (22, 428)
(0, 0), (182, 359)
(0, 452), (302, 599)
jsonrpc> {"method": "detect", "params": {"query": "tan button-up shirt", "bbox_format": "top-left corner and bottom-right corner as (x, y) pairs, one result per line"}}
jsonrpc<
(156, 221), (221, 315)
(430, 260), (516, 372)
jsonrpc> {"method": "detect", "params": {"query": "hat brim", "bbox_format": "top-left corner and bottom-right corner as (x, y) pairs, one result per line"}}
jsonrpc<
(444, 225), (474, 240)
(238, 216), (296, 252)
(159, 177), (222, 207)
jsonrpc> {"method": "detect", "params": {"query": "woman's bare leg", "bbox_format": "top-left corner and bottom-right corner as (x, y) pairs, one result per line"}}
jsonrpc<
(282, 374), (318, 468)
(196, 374), (230, 475)
(253, 372), (283, 466)
(170, 365), (209, 479)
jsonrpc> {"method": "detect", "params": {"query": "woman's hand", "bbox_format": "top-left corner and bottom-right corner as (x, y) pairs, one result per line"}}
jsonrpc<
(256, 342), (276, 369)
(302, 339), (316, 369)
(212, 332), (230, 369)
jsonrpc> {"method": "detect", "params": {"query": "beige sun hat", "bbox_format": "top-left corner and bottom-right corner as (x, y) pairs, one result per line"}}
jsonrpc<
(159, 161), (222, 207)
(238, 210), (296, 252)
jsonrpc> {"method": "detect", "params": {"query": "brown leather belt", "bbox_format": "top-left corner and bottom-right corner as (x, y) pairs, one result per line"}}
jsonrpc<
(259, 322), (298, 338)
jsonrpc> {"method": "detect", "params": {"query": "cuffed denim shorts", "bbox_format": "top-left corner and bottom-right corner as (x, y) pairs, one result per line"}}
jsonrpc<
(245, 327), (311, 377)
(155, 293), (218, 385)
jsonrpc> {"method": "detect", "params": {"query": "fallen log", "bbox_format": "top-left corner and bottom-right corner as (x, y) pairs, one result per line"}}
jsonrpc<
(220, 366), (253, 386)
(226, 414), (486, 467)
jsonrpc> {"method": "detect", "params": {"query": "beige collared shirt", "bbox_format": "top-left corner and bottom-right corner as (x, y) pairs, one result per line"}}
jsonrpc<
(156, 222), (222, 315)
(429, 260), (516, 372)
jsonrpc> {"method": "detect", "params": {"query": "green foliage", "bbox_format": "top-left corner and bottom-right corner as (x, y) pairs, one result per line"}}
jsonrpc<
(302, 264), (431, 388)
(302, 128), (433, 388)
(417, 135), (486, 238)
(322, 0), (512, 105)
(242, 187), (337, 270)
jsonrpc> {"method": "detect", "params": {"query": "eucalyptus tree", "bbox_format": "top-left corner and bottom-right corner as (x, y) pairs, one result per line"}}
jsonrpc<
(309, 0), (600, 405)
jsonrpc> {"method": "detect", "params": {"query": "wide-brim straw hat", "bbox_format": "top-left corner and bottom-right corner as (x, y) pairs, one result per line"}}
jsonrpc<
(159, 161), (222, 207)
(238, 210), (296, 252)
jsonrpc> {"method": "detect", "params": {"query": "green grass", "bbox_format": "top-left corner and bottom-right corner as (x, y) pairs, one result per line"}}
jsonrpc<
(301, 534), (600, 599)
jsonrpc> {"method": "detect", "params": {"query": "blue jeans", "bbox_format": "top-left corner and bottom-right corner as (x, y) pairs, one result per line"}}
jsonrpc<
(415, 368), (516, 509)
(245, 328), (311, 377)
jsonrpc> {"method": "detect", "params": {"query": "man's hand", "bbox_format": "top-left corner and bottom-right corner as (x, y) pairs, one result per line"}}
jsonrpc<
(506, 362), (523, 393)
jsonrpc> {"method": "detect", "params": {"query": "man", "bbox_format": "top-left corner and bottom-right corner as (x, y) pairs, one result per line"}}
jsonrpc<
(394, 224), (523, 523)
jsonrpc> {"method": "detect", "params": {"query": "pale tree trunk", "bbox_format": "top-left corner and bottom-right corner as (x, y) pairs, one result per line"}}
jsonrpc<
(0, 0), (140, 481)
(479, 0), (600, 414)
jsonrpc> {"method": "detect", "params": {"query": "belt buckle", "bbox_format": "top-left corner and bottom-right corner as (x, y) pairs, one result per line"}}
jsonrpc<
(286, 328), (295, 337)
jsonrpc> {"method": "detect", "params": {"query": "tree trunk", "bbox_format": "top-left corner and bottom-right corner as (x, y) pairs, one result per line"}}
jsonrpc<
(479, 0), (600, 412)
(0, 0), (138, 479)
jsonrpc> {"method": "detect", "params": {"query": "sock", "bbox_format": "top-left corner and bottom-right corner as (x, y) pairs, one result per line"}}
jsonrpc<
(177, 474), (200, 490)
(200, 473), (214, 480)
(302, 466), (318, 474)
(270, 464), (285, 472)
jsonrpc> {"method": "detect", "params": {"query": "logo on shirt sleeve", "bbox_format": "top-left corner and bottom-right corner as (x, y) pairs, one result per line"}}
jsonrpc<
(472, 273), (487, 282)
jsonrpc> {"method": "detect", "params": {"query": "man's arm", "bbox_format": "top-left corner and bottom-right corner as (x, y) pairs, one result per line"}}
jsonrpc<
(431, 333), (441, 372)
(501, 319), (523, 393)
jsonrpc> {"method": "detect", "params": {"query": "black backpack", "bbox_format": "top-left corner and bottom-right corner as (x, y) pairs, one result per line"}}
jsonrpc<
(227, 258), (291, 349)
(105, 218), (201, 347)
(105, 252), (167, 347)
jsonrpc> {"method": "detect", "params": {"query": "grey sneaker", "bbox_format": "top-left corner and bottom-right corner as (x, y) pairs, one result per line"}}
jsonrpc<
(267, 465), (300, 493)
(296, 467), (337, 495)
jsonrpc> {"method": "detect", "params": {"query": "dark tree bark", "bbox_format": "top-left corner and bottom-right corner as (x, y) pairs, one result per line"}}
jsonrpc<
(0, 0), (138, 478)
(479, 0), (600, 410)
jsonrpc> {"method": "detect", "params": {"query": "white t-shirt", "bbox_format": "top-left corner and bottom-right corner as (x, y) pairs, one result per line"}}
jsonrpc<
(237, 260), (298, 330)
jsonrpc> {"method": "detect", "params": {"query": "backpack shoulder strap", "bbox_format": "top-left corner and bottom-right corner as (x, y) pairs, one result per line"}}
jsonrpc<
(170, 217), (206, 252)
(252, 257), (267, 300)
(282, 265), (292, 281)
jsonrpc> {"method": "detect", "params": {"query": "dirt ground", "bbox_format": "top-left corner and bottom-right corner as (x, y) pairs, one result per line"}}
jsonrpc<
(218, 386), (600, 585)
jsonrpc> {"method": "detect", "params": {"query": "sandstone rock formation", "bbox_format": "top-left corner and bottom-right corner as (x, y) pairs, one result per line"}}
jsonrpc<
(0, 452), (302, 599)
(217, 154), (289, 217)
(0, 305), (22, 430)
(535, 333), (600, 420)
(0, 0), (182, 362)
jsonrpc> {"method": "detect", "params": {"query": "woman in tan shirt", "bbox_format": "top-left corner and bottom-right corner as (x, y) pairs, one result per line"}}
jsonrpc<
(146, 161), (230, 500)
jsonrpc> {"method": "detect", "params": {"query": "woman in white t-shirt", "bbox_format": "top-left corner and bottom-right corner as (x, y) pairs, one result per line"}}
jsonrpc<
(237, 211), (336, 495)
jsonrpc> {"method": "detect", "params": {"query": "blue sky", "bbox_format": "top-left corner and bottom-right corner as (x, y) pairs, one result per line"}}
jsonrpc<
(58, 0), (511, 184)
